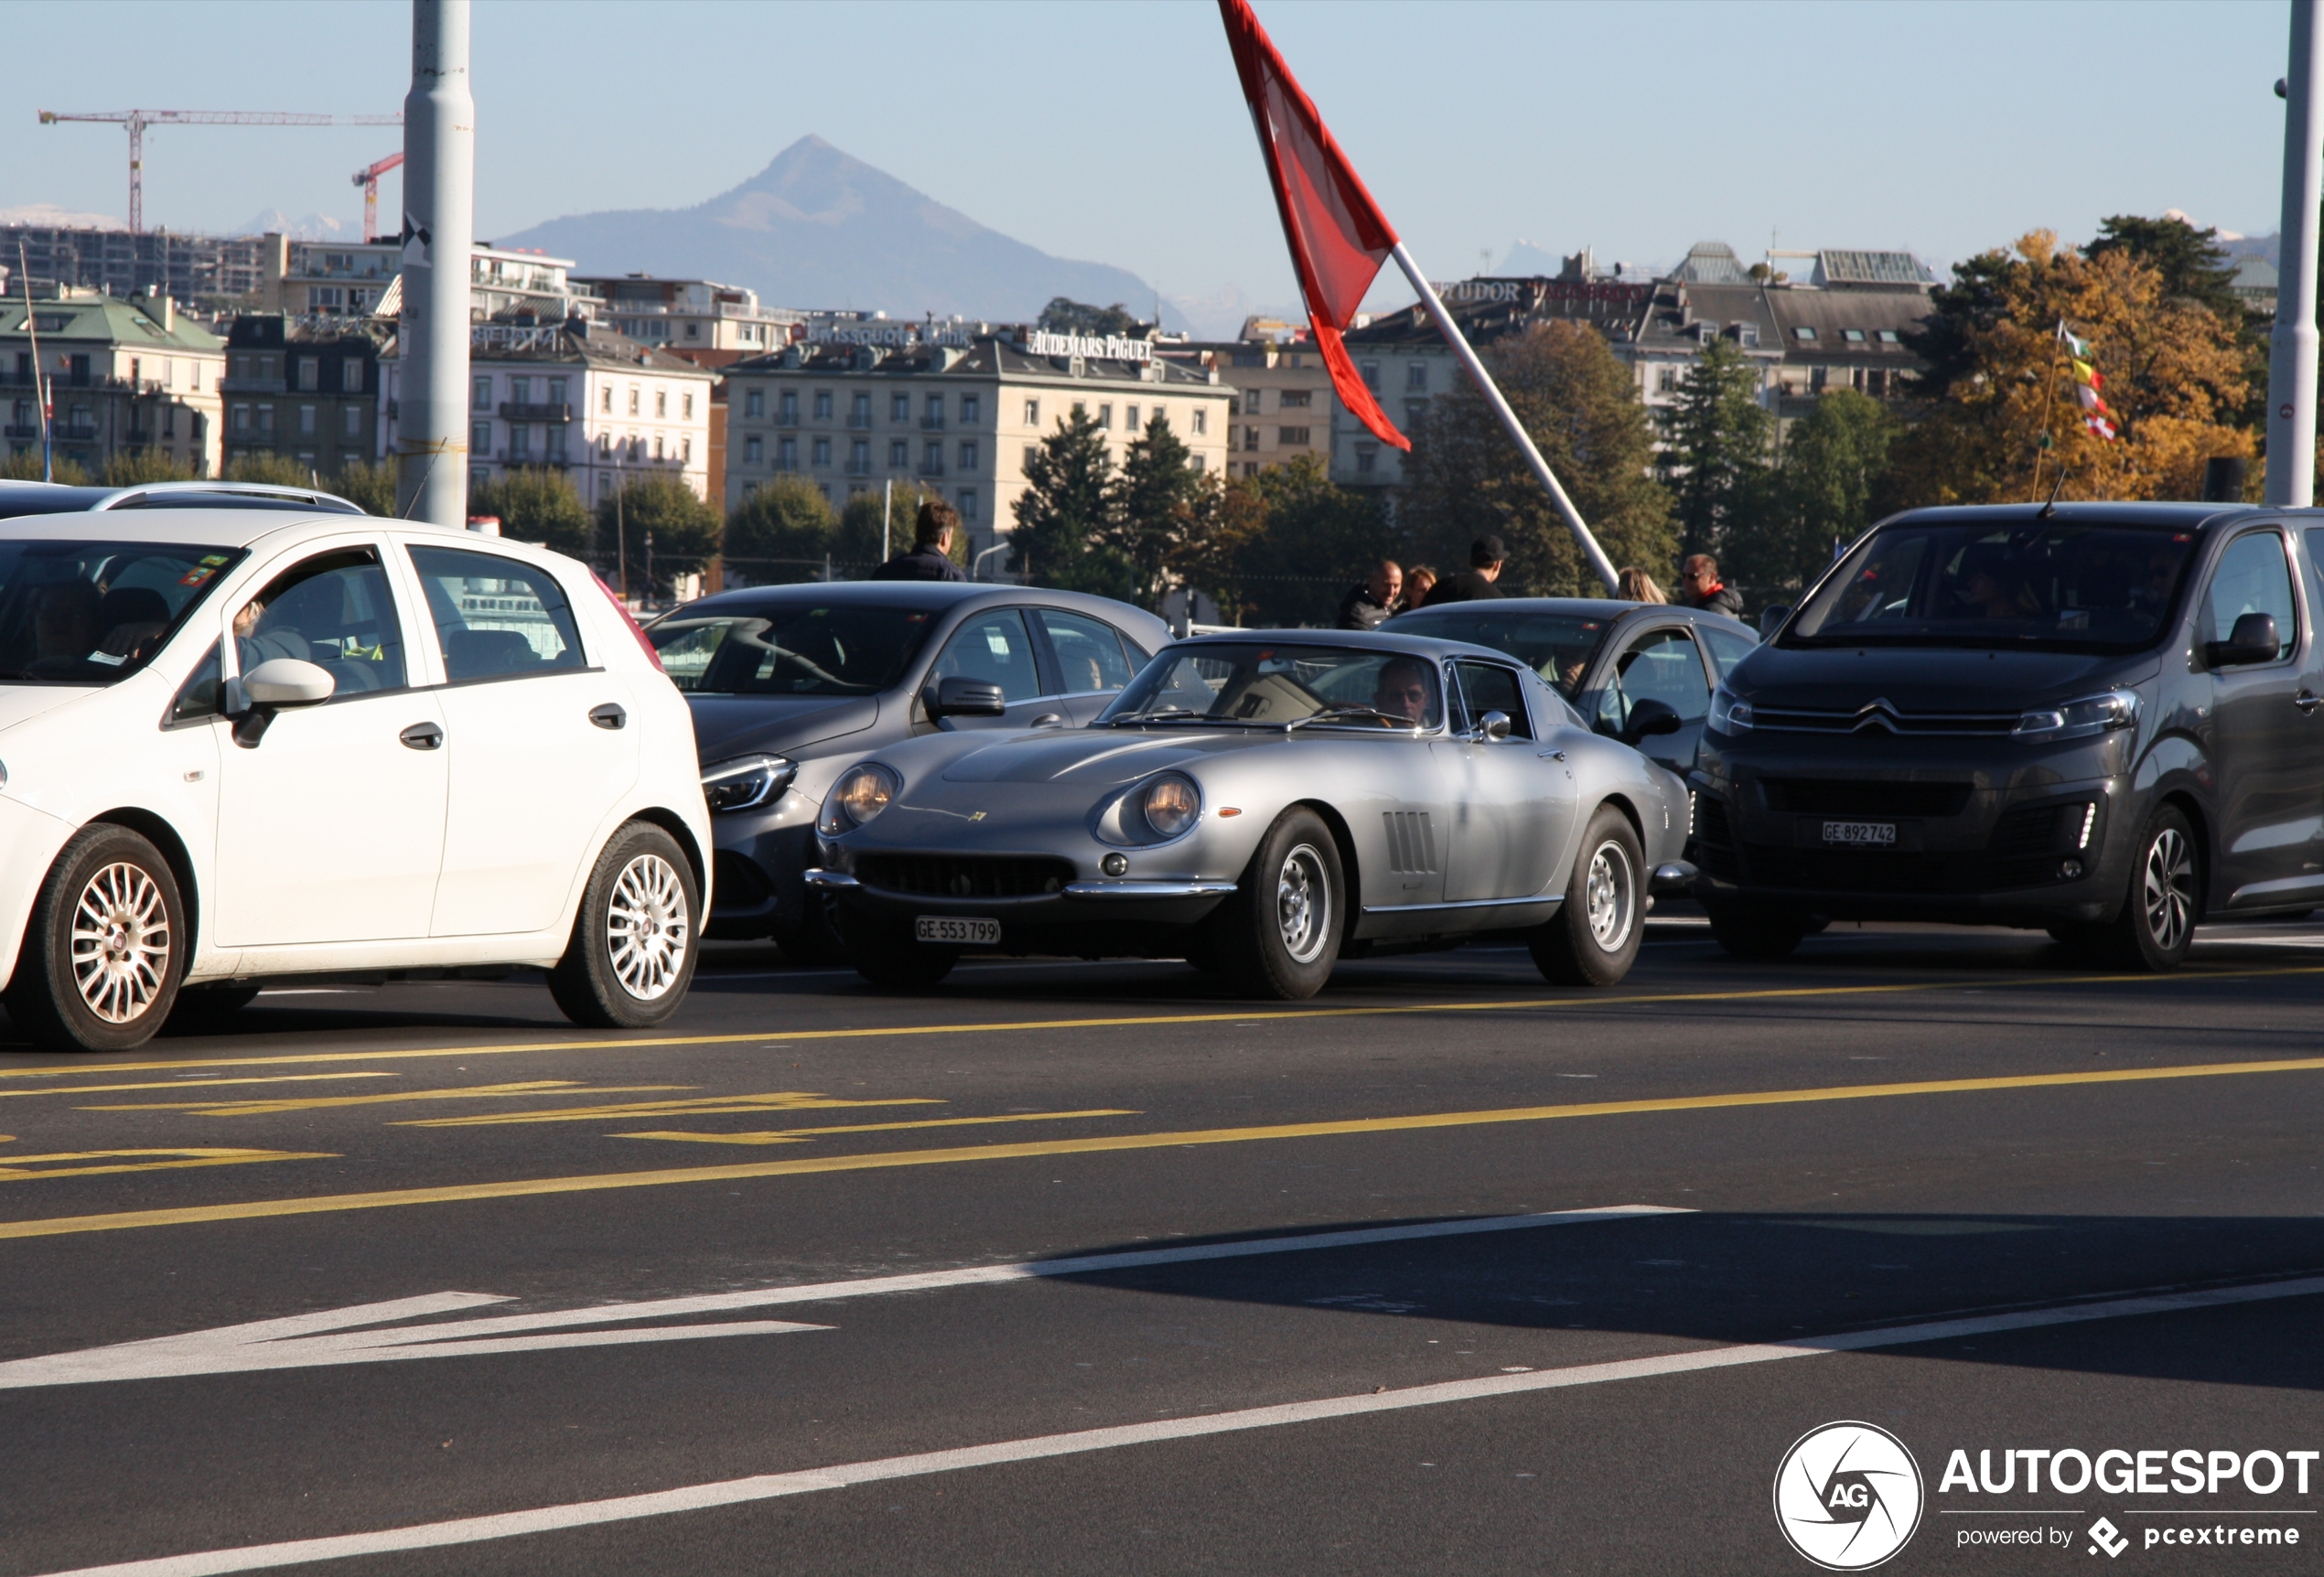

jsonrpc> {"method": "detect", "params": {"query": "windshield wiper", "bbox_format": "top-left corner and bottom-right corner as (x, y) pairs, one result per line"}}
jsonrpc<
(1107, 705), (1212, 725)
(1285, 705), (1419, 733)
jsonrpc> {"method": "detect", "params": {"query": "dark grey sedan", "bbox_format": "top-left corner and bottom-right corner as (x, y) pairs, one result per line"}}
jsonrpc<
(1382, 597), (1759, 776)
(645, 581), (1169, 958)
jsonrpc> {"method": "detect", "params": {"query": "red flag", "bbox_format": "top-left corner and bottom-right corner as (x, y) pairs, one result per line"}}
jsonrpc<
(1218, 0), (1409, 451)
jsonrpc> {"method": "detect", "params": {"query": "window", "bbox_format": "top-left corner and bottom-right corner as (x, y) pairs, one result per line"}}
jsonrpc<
(511, 376), (532, 405)
(1450, 660), (1533, 739)
(164, 404), (177, 438)
(812, 436), (832, 467)
(473, 375), (491, 407)
(1024, 398), (1040, 426)
(1877, 329), (1901, 344)
(925, 393), (944, 425)
(1361, 361), (1380, 390)
(1244, 426), (1261, 452)
(1023, 445), (1038, 471)
(1096, 403), (1113, 430)
(814, 391), (834, 420)
(1189, 454), (1205, 473)
(1240, 391), (1261, 416)
(343, 405), (361, 438)
(1792, 326), (1818, 341)
(468, 420), (490, 456)
(547, 377), (566, 408)
(956, 489), (978, 522)
(962, 393), (981, 423)
(844, 438), (866, 470)
(1191, 408), (1207, 435)
(923, 440), (942, 471)
(1278, 426), (1310, 446)
(340, 359), (363, 393)
(407, 544), (585, 682)
(510, 424), (531, 460)
(1595, 628), (1710, 734)
(958, 439), (977, 469)
(1278, 389), (1311, 408)
(256, 406), (274, 435)
(1701, 625), (1759, 680)
(231, 404), (251, 434)
(1842, 328), (1867, 343)
(600, 387), (612, 414)
(891, 392), (910, 422)
(1124, 404), (1140, 432)
(2204, 531), (2297, 662)
(653, 434), (666, 460)
(889, 438), (909, 467)
(1406, 362), (1428, 391)
(746, 388), (765, 419)
(851, 392), (871, 424)
(168, 642), (223, 724)
(778, 390), (799, 424)
(298, 405), (317, 436)
(234, 547), (407, 698)
(1038, 608), (1134, 693)
(931, 609), (1040, 703)
(629, 386), (640, 416)
(779, 436), (798, 468)
(546, 426), (565, 462)
(1355, 443), (1377, 475)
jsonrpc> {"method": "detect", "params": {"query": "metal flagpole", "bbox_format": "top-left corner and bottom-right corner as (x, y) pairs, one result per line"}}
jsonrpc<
(1388, 241), (1619, 594)
(18, 243), (48, 483)
(882, 477), (892, 563)
(2267, 0), (2323, 507)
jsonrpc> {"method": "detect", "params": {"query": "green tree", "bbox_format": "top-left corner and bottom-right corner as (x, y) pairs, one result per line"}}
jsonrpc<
(1185, 454), (1393, 628)
(1402, 321), (1674, 596)
(1107, 413), (1209, 607)
(223, 452), (319, 487)
(471, 467), (593, 558)
(725, 475), (836, 583)
(1659, 336), (1773, 566)
(1011, 407), (1130, 597)
(1726, 390), (1899, 597)
(2085, 214), (2244, 326)
(597, 477), (720, 596)
(100, 450), (197, 487)
(329, 459), (398, 517)
(1038, 298), (1143, 338)
(0, 452), (91, 485)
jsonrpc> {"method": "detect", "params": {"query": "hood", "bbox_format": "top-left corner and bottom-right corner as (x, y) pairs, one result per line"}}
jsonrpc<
(1732, 644), (2156, 712)
(0, 685), (94, 737)
(937, 728), (1272, 787)
(686, 693), (881, 763)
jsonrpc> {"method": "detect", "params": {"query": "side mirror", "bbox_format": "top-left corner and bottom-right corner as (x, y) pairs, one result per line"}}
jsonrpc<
(242, 657), (337, 708)
(1620, 696), (1684, 745)
(1475, 710), (1512, 742)
(2204, 611), (2279, 669)
(1758, 604), (1791, 637)
(926, 676), (1007, 719)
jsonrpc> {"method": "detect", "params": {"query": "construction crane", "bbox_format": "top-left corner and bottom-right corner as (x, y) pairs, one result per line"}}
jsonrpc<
(352, 153), (405, 243)
(37, 109), (403, 233)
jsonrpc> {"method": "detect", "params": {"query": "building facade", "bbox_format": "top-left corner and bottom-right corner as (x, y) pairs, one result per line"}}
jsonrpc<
(0, 224), (267, 312)
(221, 315), (387, 477)
(0, 287), (225, 476)
(571, 275), (801, 355)
(1157, 337), (1335, 477)
(720, 333), (1233, 564)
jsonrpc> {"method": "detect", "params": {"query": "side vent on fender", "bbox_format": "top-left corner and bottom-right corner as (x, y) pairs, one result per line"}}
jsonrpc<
(1383, 811), (1438, 874)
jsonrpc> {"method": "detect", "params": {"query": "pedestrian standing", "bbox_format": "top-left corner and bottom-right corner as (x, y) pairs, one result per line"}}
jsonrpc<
(1403, 564), (1438, 608)
(1677, 554), (1743, 617)
(1336, 560), (1404, 629)
(1617, 566), (1668, 604)
(1420, 535), (1509, 607)
(872, 500), (968, 582)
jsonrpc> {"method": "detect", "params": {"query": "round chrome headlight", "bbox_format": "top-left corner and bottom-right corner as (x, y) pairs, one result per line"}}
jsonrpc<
(818, 763), (900, 835)
(1137, 773), (1201, 841)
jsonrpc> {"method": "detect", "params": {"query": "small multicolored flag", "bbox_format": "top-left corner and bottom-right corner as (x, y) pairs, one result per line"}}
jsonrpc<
(2060, 325), (2093, 359)
(2069, 358), (2101, 390)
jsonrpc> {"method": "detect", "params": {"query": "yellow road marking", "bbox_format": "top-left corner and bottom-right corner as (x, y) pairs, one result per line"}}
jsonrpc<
(0, 1148), (332, 1183)
(0, 1073), (396, 1100)
(614, 1109), (1143, 1145)
(400, 1092), (943, 1129)
(83, 1081), (689, 1117)
(4, 1053), (2321, 1241)
(1, 961), (2319, 1084)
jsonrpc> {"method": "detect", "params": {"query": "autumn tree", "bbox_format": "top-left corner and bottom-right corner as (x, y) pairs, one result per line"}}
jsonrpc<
(1885, 231), (2254, 510)
(1402, 321), (1674, 595)
(1658, 336), (1773, 565)
(2084, 214), (2245, 326)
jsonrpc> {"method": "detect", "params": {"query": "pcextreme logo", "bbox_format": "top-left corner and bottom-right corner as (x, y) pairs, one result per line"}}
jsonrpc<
(1775, 1421), (1927, 1571)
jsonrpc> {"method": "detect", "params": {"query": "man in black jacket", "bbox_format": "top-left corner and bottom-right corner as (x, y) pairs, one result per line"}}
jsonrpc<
(1678, 553), (1744, 617)
(1335, 560), (1403, 629)
(1420, 535), (1508, 606)
(871, 500), (968, 582)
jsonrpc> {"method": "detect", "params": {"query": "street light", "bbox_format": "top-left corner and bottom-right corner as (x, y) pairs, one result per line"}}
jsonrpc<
(971, 540), (1012, 581)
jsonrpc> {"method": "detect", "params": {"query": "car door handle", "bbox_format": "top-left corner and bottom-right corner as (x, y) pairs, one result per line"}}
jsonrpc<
(1030, 713), (1064, 728)
(2297, 691), (2322, 714)
(589, 703), (628, 730)
(399, 722), (444, 751)
(1539, 749), (1567, 761)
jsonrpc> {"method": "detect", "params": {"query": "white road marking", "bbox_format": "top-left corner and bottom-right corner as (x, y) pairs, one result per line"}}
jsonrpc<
(0, 1206), (1677, 1389)
(41, 1273), (2324, 1577)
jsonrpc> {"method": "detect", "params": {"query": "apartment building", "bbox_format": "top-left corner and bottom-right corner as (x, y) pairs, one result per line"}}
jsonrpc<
(221, 315), (388, 477)
(570, 275), (800, 355)
(264, 236), (590, 324)
(0, 287), (225, 475)
(721, 331), (1233, 564)
(0, 224), (267, 311)
(1157, 334), (1334, 477)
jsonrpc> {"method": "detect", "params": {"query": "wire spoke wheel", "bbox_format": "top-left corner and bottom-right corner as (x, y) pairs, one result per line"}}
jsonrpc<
(2141, 826), (2193, 953)
(68, 861), (171, 1025)
(1583, 838), (1637, 953)
(605, 853), (688, 1002)
(1275, 842), (1332, 965)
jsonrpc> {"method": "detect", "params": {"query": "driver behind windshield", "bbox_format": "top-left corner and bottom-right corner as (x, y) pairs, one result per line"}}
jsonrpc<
(1372, 655), (1436, 725)
(33, 580), (101, 663)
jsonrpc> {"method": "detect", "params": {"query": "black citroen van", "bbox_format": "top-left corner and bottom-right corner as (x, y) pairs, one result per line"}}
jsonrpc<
(1689, 501), (2324, 970)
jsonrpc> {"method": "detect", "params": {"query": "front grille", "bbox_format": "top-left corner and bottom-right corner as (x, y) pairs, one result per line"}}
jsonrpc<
(855, 853), (1075, 898)
(1754, 703), (2018, 737)
(712, 852), (771, 910)
(1760, 779), (1974, 818)
(1696, 796), (1735, 848)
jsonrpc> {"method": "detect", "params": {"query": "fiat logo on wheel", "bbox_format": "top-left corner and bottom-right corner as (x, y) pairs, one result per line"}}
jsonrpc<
(1773, 1421), (1924, 1570)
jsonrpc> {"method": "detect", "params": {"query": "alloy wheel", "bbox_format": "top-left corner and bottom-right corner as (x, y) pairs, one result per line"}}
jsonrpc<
(2140, 827), (2193, 953)
(70, 862), (171, 1024)
(1275, 842), (1332, 964)
(1584, 838), (1637, 953)
(607, 853), (689, 1001)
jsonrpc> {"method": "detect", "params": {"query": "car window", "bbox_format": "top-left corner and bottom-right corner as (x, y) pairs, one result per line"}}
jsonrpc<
(406, 545), (586, 683)
(0, 538), (242, 685)
(232, 546), (406, 699)
(1038, 608), (1134, 694)
(931, 608), (1042, 703)
(649, 603), (938, 695)
(1700, 625), (1759, 680)
(1450, 660), (1533, 739)
(2203, 531), (2297, 662)
(1384, 605), (1615, 696)
(167, 641), (221, 724)
(1103, 643), (1443, 730)
(1596, 628), (1710, 733)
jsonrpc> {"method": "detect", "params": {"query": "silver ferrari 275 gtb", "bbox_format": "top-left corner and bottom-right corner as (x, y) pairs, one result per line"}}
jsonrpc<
(805, 629), (1696, 998)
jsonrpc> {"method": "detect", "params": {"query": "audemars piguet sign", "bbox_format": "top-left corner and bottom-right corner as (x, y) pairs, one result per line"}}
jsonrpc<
(1025, 330), (1153, 363)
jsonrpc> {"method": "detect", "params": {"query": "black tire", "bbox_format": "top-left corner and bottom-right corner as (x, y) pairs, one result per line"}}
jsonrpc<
(1705, 901), (1811, 961)
(2085, 803), (2200, 972)
(1208, 808), (1344, 1000)
(166, 982), (263, 1033)
(834, 908), (959, 992)
(1530, 806), (1645, 987)
(5, 824), (187, 1053)
(547, 822), (701, 1029)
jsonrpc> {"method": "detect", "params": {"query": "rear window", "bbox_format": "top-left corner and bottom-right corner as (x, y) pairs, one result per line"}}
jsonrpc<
(647, 603), (940, 695)
(1383, 606), (1616, 696)
(0, 539), (242, 684)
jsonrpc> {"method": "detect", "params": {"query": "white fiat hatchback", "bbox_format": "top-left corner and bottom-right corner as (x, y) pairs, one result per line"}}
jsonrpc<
(0, 509), (711, 1053)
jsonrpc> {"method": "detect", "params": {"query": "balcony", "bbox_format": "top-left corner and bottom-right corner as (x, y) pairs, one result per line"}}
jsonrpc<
(845, 413), (874, 430)
(919, 414), (946, 430)
(773, 411), (799, 427)
(221, 377), (288, 395)
(916, 458), (945, 478)
(52, 423), (100, 443)
(499, 401), (573, 424)
(2, 423), (38, 440)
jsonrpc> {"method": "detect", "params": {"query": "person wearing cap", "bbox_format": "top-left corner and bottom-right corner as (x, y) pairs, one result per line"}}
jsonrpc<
(1420, 534), (1509, 607)
(872, 499), (968, 582)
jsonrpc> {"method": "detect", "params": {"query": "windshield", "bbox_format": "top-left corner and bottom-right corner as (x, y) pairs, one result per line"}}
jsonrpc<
(647, 603), (940, 695)
(1788, 520), (2200, 653)
(1383, 606), (1616, 696)
(0, 539), (242, 684)
(1100, 642), (1445, 729)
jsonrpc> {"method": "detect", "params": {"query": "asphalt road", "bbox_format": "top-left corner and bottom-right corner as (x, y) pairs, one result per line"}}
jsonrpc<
(3, 914), (2323, 1575)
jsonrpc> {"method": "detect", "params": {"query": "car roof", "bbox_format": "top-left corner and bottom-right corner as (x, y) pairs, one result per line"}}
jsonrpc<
(1169, 627), (1539, 663)
(0, 506), (452, 550)
(663, 578), (1172, 633)
(1882, 501), (2286, 531)
(0, 479), (362, 520)
(1385, 595), (1759, 638)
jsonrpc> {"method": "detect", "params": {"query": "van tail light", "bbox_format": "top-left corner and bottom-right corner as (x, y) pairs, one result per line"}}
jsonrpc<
(595, 574), (665, 672)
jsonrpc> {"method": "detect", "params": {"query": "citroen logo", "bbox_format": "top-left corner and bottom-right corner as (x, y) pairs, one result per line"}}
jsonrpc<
(1851, 698), (1903, 735)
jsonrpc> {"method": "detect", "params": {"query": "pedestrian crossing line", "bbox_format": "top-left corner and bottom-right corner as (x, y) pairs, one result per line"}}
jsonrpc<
(611, 1109), (1142, 1145)
(2, 1051), (2322, 1240)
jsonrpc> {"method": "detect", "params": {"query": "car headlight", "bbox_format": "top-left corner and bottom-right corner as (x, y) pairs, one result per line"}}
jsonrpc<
(700, 753), (796, 814)
(1136, 773), (1201, 841)
(1707, 688), (1753, 736)
(817, 763), (900, 835)
(2012, 688), (2140, 744)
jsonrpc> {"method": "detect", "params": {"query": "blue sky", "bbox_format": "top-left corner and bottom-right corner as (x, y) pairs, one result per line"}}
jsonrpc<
(0, 0), (2293, 318)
